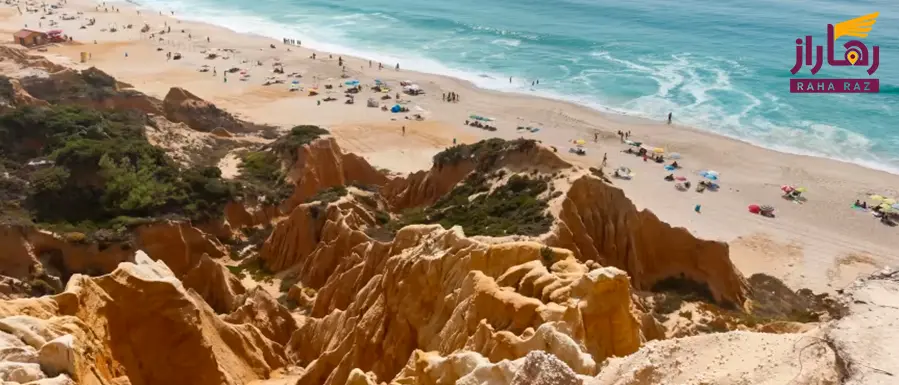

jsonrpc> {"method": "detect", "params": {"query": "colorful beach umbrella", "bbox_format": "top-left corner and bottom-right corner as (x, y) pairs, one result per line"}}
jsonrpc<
(700, 171), (718, 181)
(795, 187), (807, 193)
(781, 185), (794, 193)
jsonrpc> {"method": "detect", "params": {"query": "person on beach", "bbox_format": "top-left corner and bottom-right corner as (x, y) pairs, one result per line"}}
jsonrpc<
(402, 126), (406, 136)
(338, 57), (343, 66)
(667, 112), (672, 125)
(369, 60), (372, 68)
(213, 67), (216, 76)
(602, 153), (607, 166)
(396, 63), (400, 71)
(594, 132), (598, 142)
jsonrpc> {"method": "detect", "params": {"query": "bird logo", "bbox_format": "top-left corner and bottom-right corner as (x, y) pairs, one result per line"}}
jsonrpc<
(832, 12), (879, 41)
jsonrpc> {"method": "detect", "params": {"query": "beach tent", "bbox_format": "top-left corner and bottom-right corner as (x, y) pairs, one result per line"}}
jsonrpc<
(469, 114), (493, 122)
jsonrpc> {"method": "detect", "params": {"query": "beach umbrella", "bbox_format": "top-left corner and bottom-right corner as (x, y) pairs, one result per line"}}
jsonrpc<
(575, 139), (586, 146)
(668, 153), (682, 159)
(795, 187), (807, 193)
(292, 80), (299, 84)
(781, 185), (794, 193)
(345, 80), (359, 86)
(883, 198), (897, 205)
(700, 171), (718, 181)
(760, 205), (775, 212)
(870, 195), (885, 201)
(748, 204), (761, 214)
(617, 166), (631, 175)
(675, 176), (687, 181)
(653, 147), (665, 154)
(892, 203), (899, 210)
(664, 165), (676, 171)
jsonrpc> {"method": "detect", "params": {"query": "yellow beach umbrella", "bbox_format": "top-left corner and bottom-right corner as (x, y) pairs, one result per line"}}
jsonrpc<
(575, 139), (586, 146)
(883, 198), (897, 205)
(795, 187), (807, 193)
(653, 147), (665, 153)
(870, 194), (885, 201)
(880, 203), (895, 213)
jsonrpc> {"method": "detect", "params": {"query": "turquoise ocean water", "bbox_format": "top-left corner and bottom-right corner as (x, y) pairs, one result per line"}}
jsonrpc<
(130, 0), (899, 173)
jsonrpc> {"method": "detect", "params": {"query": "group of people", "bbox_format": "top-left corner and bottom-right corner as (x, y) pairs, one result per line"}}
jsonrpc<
(442, 92), (460, 102)
(617, 130), (632, 141)
(282, 37), (301, 45)
(465, 120), (497, 131)
(855, 200), (894, 224)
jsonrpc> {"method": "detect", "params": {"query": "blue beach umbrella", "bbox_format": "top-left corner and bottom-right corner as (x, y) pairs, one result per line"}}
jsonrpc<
(345, 80), (360, 86)
(699, 170), (719, 181)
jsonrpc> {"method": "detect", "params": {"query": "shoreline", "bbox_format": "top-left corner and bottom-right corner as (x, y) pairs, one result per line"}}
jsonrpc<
(114, 0), (899, 176)
(2, 0), (898, 294)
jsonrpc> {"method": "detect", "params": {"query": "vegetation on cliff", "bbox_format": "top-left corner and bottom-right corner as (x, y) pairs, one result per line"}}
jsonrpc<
(387, 173), (553, 237)
(235, 125), (329, 203)
(0, 105), (236, 239)
(433, 138), (538, 171)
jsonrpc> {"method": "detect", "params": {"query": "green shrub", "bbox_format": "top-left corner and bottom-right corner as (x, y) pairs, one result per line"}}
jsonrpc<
(389, 174), (552, 237)
(306, 186), (348, 204)
(0, 104), (237, 238)
(271, 125), (329, 158)
(432, 138), (537, 172)
(236, 150), (293, 204)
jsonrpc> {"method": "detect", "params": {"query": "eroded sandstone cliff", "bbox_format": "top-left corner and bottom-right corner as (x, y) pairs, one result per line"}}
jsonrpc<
(550, 176), (749, 306)
(0, 252), (286, 385)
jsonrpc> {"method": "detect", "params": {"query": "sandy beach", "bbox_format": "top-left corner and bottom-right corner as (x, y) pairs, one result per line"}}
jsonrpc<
(1, 0), (897, 293)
